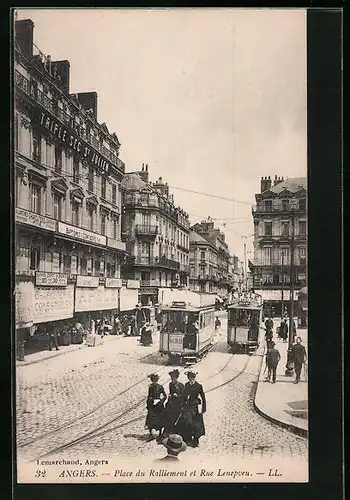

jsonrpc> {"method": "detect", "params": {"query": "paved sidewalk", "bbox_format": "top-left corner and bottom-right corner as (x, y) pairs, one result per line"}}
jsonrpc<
(254, 323), (308, 438)
(16, 334), (125, 367)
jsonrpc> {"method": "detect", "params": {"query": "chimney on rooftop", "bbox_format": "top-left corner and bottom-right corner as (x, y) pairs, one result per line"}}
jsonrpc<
(74, 92), (98, 119)
(15, 19), (34, 59)
(51, 60), (70, 93)
(137, 163), (149, 183)
(273, 175), (284, 187)
(260, 176), (272, 193)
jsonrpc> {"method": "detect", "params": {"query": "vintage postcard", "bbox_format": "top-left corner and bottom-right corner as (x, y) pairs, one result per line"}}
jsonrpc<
(14, 8), (308, 484)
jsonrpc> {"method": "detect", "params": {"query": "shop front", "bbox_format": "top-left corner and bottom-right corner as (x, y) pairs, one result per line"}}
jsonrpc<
(255, 289), (299, 318)
(74, 275), (119, 334)
(16, 272), (75, 353)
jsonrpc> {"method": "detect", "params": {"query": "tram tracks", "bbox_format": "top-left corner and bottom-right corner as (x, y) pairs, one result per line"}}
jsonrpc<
(30, 352), (258, 462)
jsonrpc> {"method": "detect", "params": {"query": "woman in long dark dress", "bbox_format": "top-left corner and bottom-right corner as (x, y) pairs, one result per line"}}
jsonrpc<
(145, 373), (166, 441)
(163, 369), (184, 437)
(177, 371), (206, 448)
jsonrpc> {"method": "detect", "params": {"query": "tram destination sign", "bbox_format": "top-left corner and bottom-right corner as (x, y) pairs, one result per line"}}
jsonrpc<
(231, 292), (262, 308)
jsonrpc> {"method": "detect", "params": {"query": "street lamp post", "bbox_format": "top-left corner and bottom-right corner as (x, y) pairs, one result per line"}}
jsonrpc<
(285, 213), (295, 376)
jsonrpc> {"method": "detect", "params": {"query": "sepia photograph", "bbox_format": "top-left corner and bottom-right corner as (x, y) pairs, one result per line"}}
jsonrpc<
(13, 8), (308, 484)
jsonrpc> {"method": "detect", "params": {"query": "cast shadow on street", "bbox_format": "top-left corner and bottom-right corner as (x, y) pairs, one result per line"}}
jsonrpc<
(124, 433), (158, 442)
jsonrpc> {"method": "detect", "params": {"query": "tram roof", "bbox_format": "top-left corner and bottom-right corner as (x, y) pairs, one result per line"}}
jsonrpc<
(227, 304), (261, 311)
(161, 305), (215, 312)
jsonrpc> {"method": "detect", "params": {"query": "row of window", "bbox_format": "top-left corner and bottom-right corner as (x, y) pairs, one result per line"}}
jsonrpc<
(24, 247), (117, 277)
(15, 118), (119, 205)
(260, 246), (307, 266)
(263, 220), (306, 236)
(136, 241), (189, 265)
(27, 183), (119, 238)
(263, 198), (306, 211)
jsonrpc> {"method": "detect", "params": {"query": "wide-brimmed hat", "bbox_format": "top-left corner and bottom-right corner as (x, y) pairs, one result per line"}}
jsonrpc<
(185, 371), (197, 378)
(169, 369), (180, 377)
(148, 373), (159, 381)
(162, 434), (187, 453)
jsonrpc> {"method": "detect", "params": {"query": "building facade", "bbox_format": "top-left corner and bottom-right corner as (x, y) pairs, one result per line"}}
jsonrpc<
(251, 175), (307, 317)
(14, 19), (134, 349)
(189, 221), (233, 298)
(121, 166), (190, 305)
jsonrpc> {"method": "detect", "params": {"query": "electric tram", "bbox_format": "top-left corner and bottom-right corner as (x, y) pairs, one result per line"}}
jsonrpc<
(159, 290), (216, 365)
(227, 292), (263, 354)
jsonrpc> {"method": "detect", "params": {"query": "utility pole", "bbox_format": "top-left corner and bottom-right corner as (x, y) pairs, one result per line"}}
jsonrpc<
(281, 249), (284, 319)
(285, 213), (295, 376)
(243, 236), (247, 291)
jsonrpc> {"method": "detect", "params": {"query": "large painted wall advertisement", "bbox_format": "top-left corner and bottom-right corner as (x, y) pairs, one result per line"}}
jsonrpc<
(33, 285), (75, 323)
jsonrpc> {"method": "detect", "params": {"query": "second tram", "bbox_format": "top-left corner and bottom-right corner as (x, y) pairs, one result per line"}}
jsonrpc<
(227, 292), (263, 355)
(159, 290), (216, 365)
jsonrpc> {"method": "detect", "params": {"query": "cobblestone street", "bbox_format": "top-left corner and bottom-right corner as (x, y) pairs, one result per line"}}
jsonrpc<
(16, 318), (308, 465)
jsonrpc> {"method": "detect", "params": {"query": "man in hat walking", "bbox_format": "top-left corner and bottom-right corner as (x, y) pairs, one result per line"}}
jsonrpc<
(177, 371), (206, 448)
(145, 373), (166, 441)
(155, 434), (187, 462)
(265, 341), (281, 383)
(163, 369), (184, 437)
(290, 336), (307, 384)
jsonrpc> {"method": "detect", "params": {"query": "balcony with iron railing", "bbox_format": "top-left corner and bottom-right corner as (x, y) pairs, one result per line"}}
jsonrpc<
(133, 255), (180, 270)
(15, 70), (125, 173)
(135, 224), (158, 236)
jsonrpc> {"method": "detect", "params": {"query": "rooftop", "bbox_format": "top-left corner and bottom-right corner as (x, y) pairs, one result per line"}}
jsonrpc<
(268, 177), (307, 195)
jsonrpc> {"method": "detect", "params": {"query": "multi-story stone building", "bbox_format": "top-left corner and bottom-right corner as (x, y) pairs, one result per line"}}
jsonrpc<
(251, 175), (307, 317)
(189, 231), (219, 294)
(14, 19), (135, 349)
(120, 165), (190, 305)
(189, 220), (233, 298)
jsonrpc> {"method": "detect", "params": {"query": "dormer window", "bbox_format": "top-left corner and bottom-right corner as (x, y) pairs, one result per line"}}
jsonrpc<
(264, 199), (272, 212)
(282, 199), (289, 211)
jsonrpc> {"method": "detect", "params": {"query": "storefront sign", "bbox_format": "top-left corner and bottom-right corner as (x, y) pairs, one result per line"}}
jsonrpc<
(75, 285), (118, 312)
(119, 287), (138, 312)
(15, 207), (56, 232)
(35, 272), (68, 287)
(106, 237), (126, 252)
(105, 278), (122, 288)
(15, 280), (34, 328)
(58, 222), (107, 246)
(76, 275), (99, 288)
(169, 334), (183, 352)
(37, 110), (112, 175)
(33, 284), (74, 323)
(127, 279), (140, 289)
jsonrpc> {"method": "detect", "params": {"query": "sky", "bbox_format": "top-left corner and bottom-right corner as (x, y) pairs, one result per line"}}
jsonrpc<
(15, 8), (307, 261)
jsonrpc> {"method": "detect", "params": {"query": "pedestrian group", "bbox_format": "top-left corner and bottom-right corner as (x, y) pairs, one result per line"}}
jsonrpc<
(145, 369), (207, 459)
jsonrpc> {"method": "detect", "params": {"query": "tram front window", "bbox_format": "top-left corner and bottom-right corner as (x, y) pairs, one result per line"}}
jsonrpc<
(162, 311), (197, 334)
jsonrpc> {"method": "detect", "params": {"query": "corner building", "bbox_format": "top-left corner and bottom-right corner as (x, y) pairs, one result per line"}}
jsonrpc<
(121, 166), (190, 305)
(14, 19), (131, 348)
(251, 175), (307, 317)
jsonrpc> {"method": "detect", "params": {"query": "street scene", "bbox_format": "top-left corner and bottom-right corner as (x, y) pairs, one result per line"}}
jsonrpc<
(14, 9), (308, 482)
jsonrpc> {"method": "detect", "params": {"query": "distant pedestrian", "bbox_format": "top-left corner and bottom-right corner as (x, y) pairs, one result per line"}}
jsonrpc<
(114, 315), (121, 335)
(215, 317), (221, 331)
(280, 319), (288, 342)
(266, 341), (281, 383)
(291, 320), (297, 343)
(291, 337), (307, 384)
(48, 326), (59, 351)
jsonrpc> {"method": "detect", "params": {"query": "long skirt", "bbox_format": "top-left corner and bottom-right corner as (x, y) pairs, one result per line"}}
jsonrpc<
(176, 405), (205, 441)
(163, 400), (183, 434)
(145, 403), (165, 431)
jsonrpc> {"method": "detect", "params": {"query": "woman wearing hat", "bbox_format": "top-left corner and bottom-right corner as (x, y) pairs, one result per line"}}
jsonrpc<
(163, 369), (185, 437)
(145, 373), (166, 441)
(177, 371), (206, 448)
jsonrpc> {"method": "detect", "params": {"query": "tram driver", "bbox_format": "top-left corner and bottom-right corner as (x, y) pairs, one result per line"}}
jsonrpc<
(183, 315), (198, 350)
